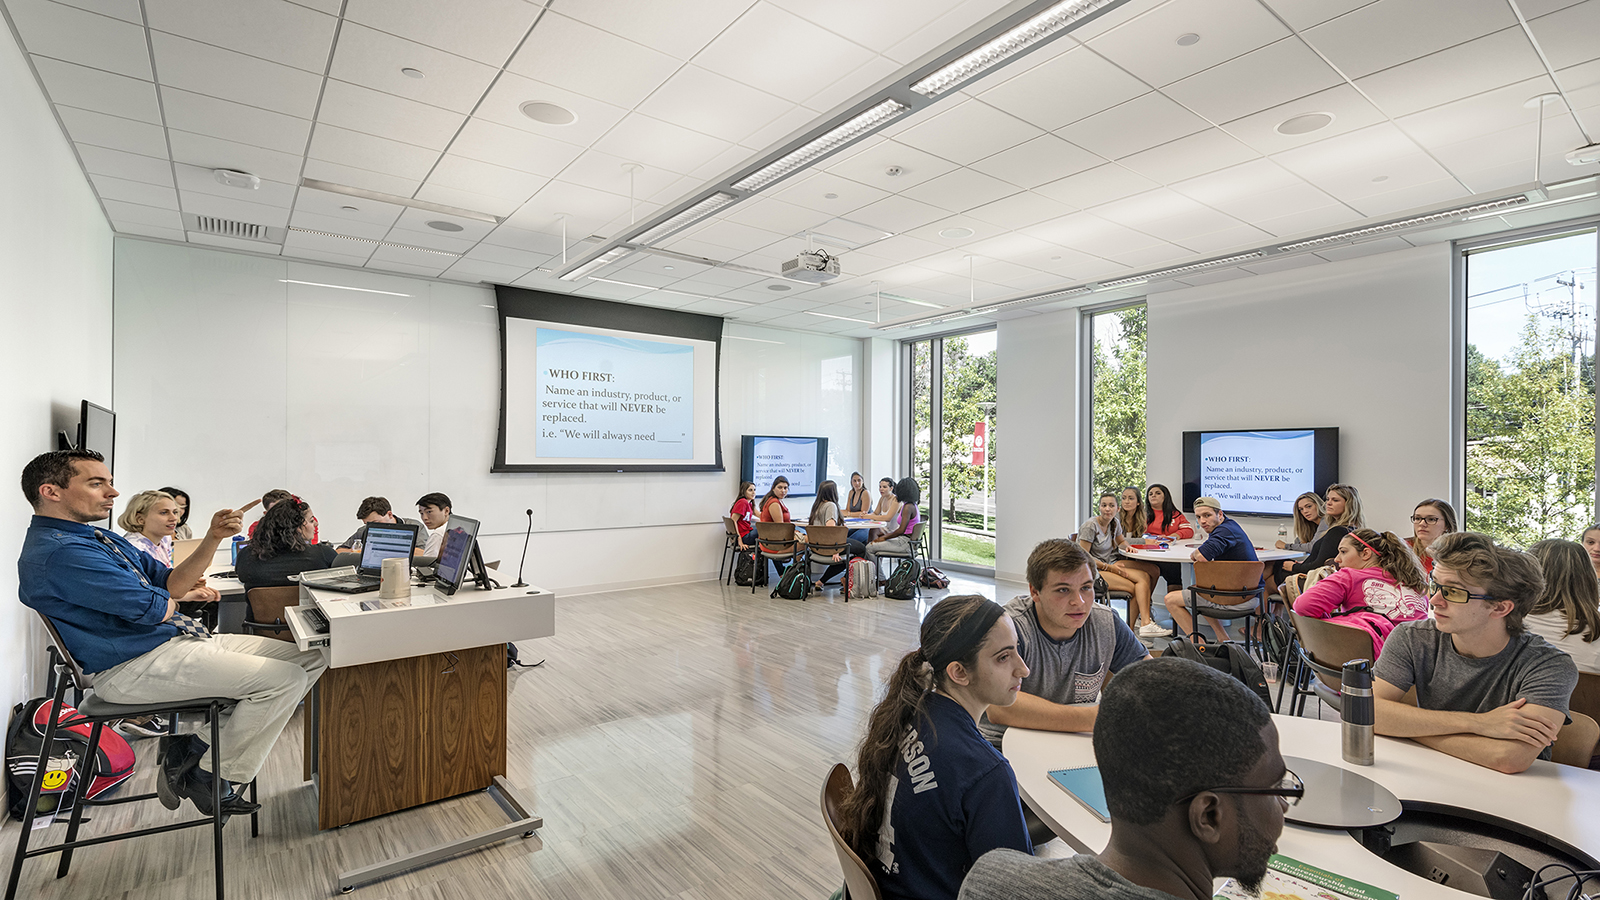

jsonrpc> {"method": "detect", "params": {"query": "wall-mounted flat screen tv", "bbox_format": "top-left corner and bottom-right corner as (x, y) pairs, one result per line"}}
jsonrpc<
(1181, 428), (1339, 516)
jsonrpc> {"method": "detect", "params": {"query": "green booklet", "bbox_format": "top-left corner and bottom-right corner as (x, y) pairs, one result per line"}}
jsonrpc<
(1214, 854), (1398, 900)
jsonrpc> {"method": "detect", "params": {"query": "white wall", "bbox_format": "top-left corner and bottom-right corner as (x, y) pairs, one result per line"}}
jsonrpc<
(112, 238), (863, 594)
(0, 30), (114, 709)
(1145, 244), (1453, 543)
(861, 337), (897, 483)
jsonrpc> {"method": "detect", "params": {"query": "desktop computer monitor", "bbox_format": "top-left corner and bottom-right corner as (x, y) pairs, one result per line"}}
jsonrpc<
(433, 515), (481, 596)
(358, 523), (418, 576)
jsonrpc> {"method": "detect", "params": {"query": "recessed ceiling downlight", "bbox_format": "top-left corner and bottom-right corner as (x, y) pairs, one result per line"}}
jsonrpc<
(426, 220), (464, 232)
(1277, 112), (1334, 135)
(939, 226), (975, 239)
(520, 101), (577, 125)
(400, 67), (425, 79)
(768, 283), (791, 291)
(1175, 32), (1200, 46)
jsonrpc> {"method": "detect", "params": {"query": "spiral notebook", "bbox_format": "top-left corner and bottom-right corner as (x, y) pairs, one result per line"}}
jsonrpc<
(1047, 765), (1110, 822)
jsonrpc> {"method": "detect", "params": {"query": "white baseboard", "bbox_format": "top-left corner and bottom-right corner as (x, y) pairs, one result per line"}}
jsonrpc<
(556, 570), (723, 597)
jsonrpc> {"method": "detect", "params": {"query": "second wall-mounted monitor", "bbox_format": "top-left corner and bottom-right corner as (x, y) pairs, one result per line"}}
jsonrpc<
(1182, 428), (1339, 517)
(740, 435), (829, 498)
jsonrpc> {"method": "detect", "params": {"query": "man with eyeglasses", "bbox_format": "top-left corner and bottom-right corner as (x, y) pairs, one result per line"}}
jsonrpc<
(959, 657), (1293, 900)
(1372, 532), (1577, 773)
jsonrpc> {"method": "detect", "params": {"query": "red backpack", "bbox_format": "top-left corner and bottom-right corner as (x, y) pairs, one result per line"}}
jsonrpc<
(6, 698), (137, 820)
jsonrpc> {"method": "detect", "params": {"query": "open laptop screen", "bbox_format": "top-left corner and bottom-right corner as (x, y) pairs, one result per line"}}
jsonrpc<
(359, 523), (418, 575)
(434, 515), (480, 595)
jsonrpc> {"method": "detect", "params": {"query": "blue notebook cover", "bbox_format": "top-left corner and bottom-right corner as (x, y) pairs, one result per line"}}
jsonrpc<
(1048, 766), (1110, 822)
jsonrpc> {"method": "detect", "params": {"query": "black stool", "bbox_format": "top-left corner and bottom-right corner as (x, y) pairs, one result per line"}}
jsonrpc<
(6, 614), (257, 900)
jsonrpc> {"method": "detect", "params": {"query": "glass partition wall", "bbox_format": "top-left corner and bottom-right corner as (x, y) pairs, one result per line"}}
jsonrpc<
(903, 329), (998, 570)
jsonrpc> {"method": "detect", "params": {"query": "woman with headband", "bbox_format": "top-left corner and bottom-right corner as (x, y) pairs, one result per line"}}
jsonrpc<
(1292, 528), (1429, 655)
(836, 594), (1034, 900)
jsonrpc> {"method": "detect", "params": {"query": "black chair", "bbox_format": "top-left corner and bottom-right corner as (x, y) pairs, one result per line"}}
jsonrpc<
(240, 586), (298, 642)
(872, 520), (928, 598)
(719, 517), (742, 585)
(7, 614), (257, 900)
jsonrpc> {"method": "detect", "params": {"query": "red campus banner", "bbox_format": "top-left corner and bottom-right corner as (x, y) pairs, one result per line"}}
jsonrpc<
(971, 421), (987, 466)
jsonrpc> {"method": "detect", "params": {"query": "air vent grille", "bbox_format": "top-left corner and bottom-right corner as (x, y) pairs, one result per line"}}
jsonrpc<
(182, 213), (286, 244)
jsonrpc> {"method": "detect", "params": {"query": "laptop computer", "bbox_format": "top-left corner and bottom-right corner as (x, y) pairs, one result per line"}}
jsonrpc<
(301, 522), (419, 594)
(171, 538), (204, 567)
(432, 515), (481, 596)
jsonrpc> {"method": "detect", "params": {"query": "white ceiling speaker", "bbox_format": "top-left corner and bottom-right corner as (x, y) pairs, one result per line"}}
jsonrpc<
(212, 168), (259, 189)
(1569, 144), (1600, 166)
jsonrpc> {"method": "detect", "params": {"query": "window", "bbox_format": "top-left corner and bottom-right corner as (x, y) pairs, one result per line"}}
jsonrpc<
(902, 329), (998, 569)
(1463, 227), (1598, 543)
(1087, 304), (1148, 519)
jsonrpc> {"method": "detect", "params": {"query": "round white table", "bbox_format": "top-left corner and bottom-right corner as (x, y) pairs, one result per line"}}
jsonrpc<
(1121, 538), (1305, 587)
(1003, 715), (1600, 898)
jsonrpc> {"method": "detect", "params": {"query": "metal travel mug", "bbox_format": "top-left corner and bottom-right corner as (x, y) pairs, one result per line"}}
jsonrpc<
(1341, 658), (1375, 766)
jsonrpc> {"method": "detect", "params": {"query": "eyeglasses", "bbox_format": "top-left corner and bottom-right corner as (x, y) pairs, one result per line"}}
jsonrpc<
(1411, 515), (1443, 525)
(1177, 770), (1304, 807)
(1428, 579), (1494, 604)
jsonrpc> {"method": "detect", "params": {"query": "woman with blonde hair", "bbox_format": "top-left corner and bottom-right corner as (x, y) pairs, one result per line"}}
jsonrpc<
(1292, 528), (1429, 655)
(835, 594), (1033, 900)
(118, 489), (182, 566)
(1276, 492), (1328, 552)
(1580, 524), (1600, 580)
(1279, 483), (1364, 580)
(1081, 493), (1160, 636)
(1405, 499), (1457, 574)
(1527, 539), (1600, 675)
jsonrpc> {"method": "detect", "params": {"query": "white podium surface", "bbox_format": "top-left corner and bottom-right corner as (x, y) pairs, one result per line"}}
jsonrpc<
(285, 580), (556, 667)
(1004, 715), (1600, 898)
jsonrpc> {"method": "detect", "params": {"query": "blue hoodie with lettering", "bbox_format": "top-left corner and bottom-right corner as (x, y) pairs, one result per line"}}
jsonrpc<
(872, 691), (1033, 900)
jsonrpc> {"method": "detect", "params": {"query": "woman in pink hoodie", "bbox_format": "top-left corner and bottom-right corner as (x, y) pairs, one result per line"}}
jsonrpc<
(1292, 528), (1429, 655)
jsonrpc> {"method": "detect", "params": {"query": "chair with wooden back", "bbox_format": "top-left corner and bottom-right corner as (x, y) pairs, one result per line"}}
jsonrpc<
(1569, 671), (1600, 726)
(720, 517), (741, 585)
(1286, 612), (1375, 717)
(1186, 560), (1266, 653)
(805, 525), (850, 594)
(820, 764), (883, 900)
(242, 586), (301, 643)
(753, 521), (800, 595)
(1550, 711), (1600, 768)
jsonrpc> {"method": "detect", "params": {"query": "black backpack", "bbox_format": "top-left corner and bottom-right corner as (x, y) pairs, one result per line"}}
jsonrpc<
(883, 559), (920, 600)
(772, 560), (810, 600)
(1164, 638), (1272, 707)
(734, 552), (767, 586)
(1261, 609), (1296, 667)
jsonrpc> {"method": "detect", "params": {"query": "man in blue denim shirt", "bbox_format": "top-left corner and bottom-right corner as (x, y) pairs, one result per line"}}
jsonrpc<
(18, 450), (326, 815)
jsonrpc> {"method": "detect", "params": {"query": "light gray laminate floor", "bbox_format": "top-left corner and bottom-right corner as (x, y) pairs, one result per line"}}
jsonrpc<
(3, 573), (1023, 900)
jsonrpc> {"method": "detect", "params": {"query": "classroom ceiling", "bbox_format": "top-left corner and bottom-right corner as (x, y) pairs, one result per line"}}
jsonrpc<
(4, 0), (1599, 336)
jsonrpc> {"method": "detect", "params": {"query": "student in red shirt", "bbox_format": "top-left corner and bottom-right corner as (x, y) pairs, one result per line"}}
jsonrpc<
(1140, 483), (1192, 596)
(729, 481), (757, 547)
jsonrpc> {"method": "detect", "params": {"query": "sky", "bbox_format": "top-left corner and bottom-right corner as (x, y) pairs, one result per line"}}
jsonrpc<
(1467, 229), (1598, 363)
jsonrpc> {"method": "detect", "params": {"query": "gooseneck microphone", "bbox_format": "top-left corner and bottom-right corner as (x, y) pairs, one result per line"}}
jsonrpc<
(512, 508), (533, 588)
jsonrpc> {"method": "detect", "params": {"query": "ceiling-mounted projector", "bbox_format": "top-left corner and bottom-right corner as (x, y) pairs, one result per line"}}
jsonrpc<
(1569, 144), (1600, 166)
(782, 249), (840, 283)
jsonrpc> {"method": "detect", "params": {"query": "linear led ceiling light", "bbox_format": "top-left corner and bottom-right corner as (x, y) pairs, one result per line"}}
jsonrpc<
(287, 227), (461, 257)
(1099, 251), (1266, 289)
(1279, 197), (1530, 252)
(635, 192), (739, 244)
(560, 246), (631, 281)
(278, 279), (412, 296)
(588, 276), (757, 305)
(805, 311), (876, 324)
(911, 0), (1121, 97)
(732, 100), (910, 192)
(299, 178), (500, 224)
(880, 291), (944, 309)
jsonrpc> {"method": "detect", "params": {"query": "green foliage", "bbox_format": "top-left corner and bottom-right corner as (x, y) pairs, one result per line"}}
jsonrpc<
(938, 336), (997, 517)
(1466, 314), (1596, 545)
(1091, 306), (1148, 509)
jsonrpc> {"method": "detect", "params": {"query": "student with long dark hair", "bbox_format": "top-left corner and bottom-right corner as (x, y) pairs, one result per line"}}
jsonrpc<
(1292, 529), (1429, 655)
(866, 477), (922, 580)
(158, 485), (194, 540)
(1406, 498), (1458, 575)
(729, 481), (757, 548)
(1081, 493), (1158, 635)
(836, 594), (1033, 900)
(1527, 539), (1600, 675)
(1140, 483), (1191, 595)
(852, 476), (900, 543)
(236, 496), (338, 591)
(844, 471), (871, 516)
(757, 476), (791, 523)
(808, 480), (866, 587)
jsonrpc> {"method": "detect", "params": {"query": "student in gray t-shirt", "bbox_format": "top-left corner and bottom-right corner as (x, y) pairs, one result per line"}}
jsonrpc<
(960, 657), (1290, 900)
(981, 539), (1148, 744)
(1374, 532), (1578, 773)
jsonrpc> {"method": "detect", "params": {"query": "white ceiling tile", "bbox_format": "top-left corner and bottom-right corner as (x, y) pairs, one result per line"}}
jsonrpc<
(965, 191), (1078, 228)
(836, 233), (944, 264)
(1515, 0), (1586, 16)
(76, 143), (174, 186)
(969, 134), (1105, 188)
(883, 0), (1031, 63)
(674, 219), (785, 253)
(6, 0), (152, 78)
(513, 180), (640, 235)
(555, 0), (754, 60)
(1271, 124), (1456, 202)
(114, 223), (188, 241)
(300, 158), (421, 198)
(692, 3), (876, 101)
(441, 258), (531, 284)
(1087, 0), (1291, 87)
(280, 243), (376, 267)
(291, 207), (400, 241)
(1173, 223), (1274, 254)
(1056, 92), (1209, 160)
(1304, 0), (1518, 80)
(894, 100), (1046, 166)
(181, 190), (291, 226)
(169, 129), (304, 182)
(150, 32), (323, 117)
(1253, 203), (1364, 238)
(318, 80), (466, 151)
(449, 117), (585, 177)
(479, 223), (565, 254)
(293, 187), (405, 230)
(1219, 83), (1388, 155)
(1355, 27), (1546, 119)
(145, 0), (335, 73)
(1163, 37), (1342, 125)
(1018, 212), (1166, 258)
(327, 23), (500, 114)
(591, 114), (732, 177)
(102, 198), (183, 230)
(426, 154), (546, 204)
(173, 162), (297, 206)
(307, 124), (440, 181)
(978, 45), (1149, 132)
(554, 150), (682, 204)
(1103, 242), (1195, 269)
(1092, 188), (1246, 241)
(410, 183), (523, 218)
(1528, 1), (1600, 69)
(737, 106), (818, 155)
(344, 0), (542, 62)
(463, 242), (555, 270)
(1118, 128), (1260, 185)
(1345, 178), (1469, 217)
(1394, 75), (1558, 150)
(1034, 163), (1159, 208)
(50, 0), (142, 25)
(385, 220), (480, 251)
(689, 144), (761, 182)
(31, 57), (161, 124)
(1313, 236), (1413, 261)
(635, 65), (792, 145)
(506, 11), (682, 109)
(848, 194), (955, 234)
(56, 106), (168, 157)
(161, 87), (311, 155)
(89, 173), (179, 208)
(800, 55), (901, 114)
(899, 168), (1019, 213)
(473, 71), (629, 148)
(1258, 0), (1378, 30)
(1173, 161), (1346, 221)
(721, 198), (833, 235)
(823, 139), (960, 191)
(364, 254), (451, 277)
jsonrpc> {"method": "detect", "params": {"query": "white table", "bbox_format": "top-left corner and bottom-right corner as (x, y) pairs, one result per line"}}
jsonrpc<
(1003, 715), (1600, 897)
(1122, 538), (1304, 588)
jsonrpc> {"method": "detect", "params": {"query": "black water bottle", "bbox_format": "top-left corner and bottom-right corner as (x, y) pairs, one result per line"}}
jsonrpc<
(1342, 658), (1375, 766)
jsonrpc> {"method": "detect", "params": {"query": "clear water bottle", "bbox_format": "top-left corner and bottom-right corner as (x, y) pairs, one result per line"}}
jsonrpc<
(1277, 523), (1289, 541)
(1341, 658), (1375, 766)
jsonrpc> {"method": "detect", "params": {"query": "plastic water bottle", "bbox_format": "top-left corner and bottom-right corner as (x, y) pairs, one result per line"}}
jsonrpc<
(1277, 523), (1289, 542)
(1341, 659), (1375, 766)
